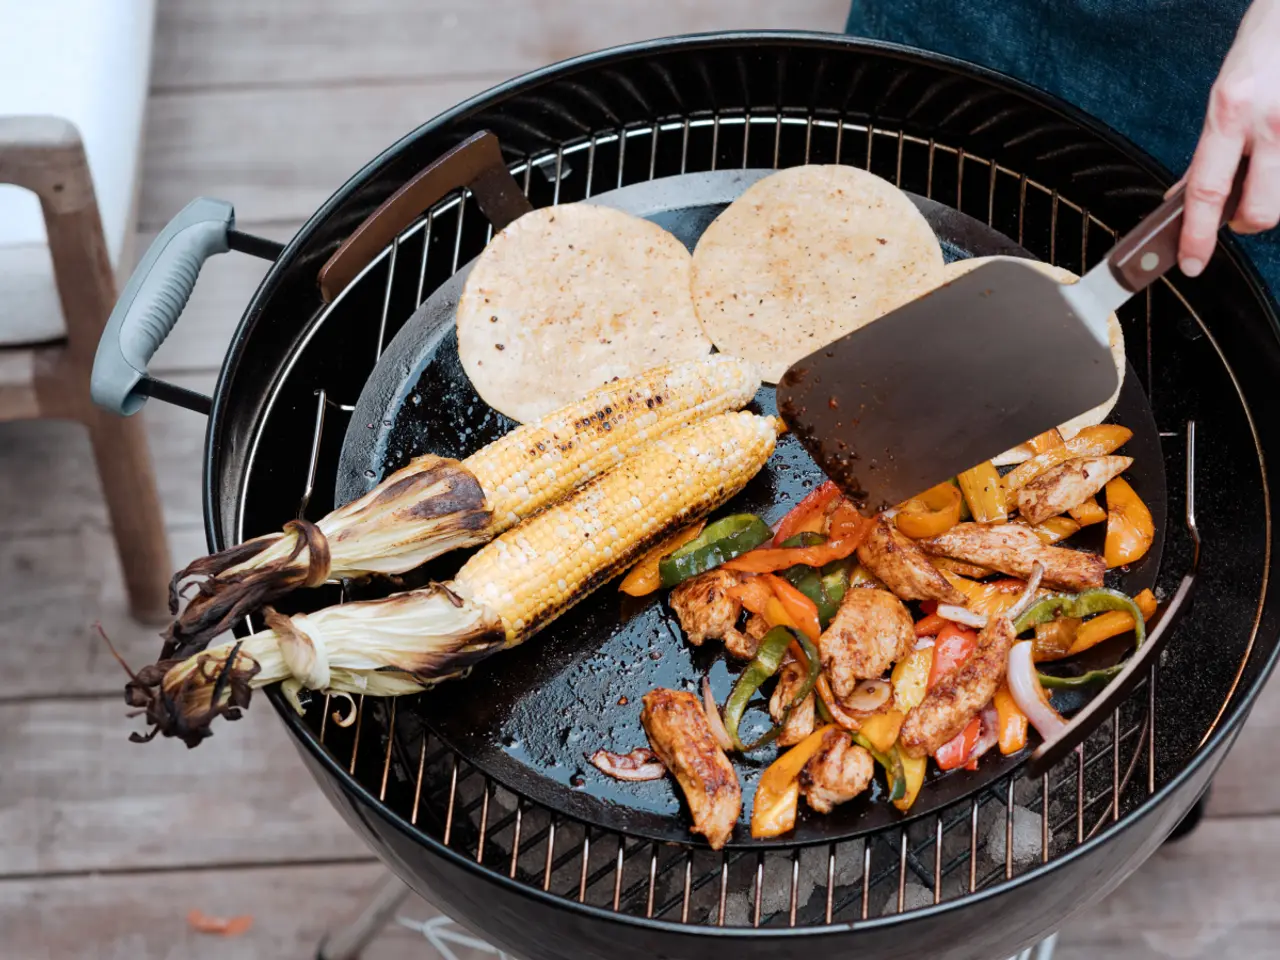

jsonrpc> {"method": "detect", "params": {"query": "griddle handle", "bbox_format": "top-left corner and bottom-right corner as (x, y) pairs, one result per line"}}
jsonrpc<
(317, 130), (532, 303)
(1108, 160), (1249, 292)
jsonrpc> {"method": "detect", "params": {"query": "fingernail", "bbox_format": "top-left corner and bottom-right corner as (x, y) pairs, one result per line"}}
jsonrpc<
(1181, 257), (1204, 277)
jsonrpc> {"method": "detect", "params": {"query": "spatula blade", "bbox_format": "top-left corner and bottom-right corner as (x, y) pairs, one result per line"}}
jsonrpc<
(776, 259), (1119, 511)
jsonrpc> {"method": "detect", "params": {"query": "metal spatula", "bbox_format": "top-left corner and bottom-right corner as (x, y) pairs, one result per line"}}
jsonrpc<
(777, 174), (1245, 510)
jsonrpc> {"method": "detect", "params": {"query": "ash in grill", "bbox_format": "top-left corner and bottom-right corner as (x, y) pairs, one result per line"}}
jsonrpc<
(99, 34), (1278, 960)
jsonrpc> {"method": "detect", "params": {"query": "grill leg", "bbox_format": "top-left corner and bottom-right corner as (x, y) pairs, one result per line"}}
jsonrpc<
(317, 873), (412, 960)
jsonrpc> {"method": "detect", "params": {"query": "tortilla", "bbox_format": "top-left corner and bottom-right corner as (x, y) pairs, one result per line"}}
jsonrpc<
(457, 203), (709, 423)
(690, 165), (945, 383)
(939, 256), (1127, 463)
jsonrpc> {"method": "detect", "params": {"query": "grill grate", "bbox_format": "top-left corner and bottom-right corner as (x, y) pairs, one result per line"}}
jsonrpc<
(243, 112), (1213, 929)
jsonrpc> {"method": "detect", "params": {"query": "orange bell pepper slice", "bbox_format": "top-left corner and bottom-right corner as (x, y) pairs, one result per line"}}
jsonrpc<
(1030, 515), (1082, 544)
(858, 709), (905, 754)
(935, 716), (982, 771)
(941, 574), (1028, 619)
(814, 674), (862, 730)
(772, 480), (841, 546)
(723, 534), (866, 574)
(1066, 588), (1157, 656)
(1027, 428), (1065, 454)
(1003, 424), (1134, 494)
(618, 520), (706, 596)
(1032, 617), (1083, 661)
(914, 612), (950, 638)
(992, 684), (1029, 755)
(956, 461), (1008, 523)
(896, 481), (963, 539)
(927, 622), (978, 689)
(762, 573), (822, 642)
(726, 576), (775, 618)
(751, 725), (832, 838)
(1104, 477), (1154, 568)
(1069, 497), (1108, 527)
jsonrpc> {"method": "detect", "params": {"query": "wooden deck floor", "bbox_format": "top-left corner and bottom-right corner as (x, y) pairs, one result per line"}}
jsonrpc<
(1, 2), (1275, 957)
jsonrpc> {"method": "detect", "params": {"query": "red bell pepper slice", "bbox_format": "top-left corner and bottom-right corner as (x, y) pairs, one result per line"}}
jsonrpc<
(914, 613), (949, 638)
(772, 481), (840, 546)
(762, 573), (823, 643)
(927, 623), (978, 690)
(935, 716), (982, 771)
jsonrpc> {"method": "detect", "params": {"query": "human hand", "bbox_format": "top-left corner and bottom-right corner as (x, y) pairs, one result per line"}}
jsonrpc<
(1179, 0), (1280, 277)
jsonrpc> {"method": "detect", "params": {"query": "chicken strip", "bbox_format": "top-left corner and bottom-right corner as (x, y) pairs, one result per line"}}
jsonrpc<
(768, 660), (817, 746)
(856, 517), (965, 605)
(921, 522), (1104, 592)
(1016, 456), (1133, 525)
(899, 617), (1016, 758)
(669, 568), (758, 659)
(641, 689), (741, 848)
(800, 728), (875, 813)
(819, 587), (915, 700)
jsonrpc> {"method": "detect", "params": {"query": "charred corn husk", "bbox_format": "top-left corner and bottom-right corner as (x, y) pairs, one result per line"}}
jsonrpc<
(131, 412), (781, 746)
(162, 356), (759, 659)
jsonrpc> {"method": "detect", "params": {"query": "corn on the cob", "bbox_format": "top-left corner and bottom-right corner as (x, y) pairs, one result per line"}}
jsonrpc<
(129, 412), (780, 746)
(162, 356), (759, 659)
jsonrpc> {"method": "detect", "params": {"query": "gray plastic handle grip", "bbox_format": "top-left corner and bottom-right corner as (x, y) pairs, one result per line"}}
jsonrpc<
(91, 198), (234, 415)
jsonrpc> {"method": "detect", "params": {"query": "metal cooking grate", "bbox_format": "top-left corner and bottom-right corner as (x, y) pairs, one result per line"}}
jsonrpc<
(242, 112), (1217, 929)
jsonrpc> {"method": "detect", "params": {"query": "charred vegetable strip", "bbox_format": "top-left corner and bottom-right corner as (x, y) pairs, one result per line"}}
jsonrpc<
(722, 626), (820, 751)
(852, 733), (907, 801)
(956, 461), (1008, 523)
(1014, 587), (1148, 689)
(751, 725), (832, 838)
(1031, 516), (1082, 544)
(773, 481), (840, 546)
(1066, 588), (1157, 655)
(658, 514), (773, 587)
(992, 684), (1029, 754)
(934, 716), (982, 771)
(1069, 497), (1108, 526)
(1104, 477), (1155, 568)
(764, 574), (823, 642)
(896, 481), (964, 539)
(618, 521), (706, 596)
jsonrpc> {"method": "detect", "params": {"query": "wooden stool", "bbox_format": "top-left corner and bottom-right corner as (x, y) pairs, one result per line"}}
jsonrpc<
(0, 116), (170, 623)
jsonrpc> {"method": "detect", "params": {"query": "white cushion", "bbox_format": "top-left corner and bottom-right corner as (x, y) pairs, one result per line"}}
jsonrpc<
(0, 0), (156, 346)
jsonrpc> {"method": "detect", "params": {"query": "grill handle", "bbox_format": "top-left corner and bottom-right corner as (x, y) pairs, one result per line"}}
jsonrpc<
(317, 130), (532, 303)
(91, 197), (283, 416)
(1108, 161), (1248, 291)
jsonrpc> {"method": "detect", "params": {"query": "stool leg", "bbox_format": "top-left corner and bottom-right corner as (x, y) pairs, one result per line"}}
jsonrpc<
(317, 873), (412, 960)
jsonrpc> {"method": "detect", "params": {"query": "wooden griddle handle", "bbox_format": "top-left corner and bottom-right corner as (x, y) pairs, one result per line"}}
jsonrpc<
(318, 130), (533, 303)
(1107, 159), (1249, 292)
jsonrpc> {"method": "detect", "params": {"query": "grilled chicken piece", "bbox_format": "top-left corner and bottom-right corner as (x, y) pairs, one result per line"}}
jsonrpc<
(641, 689), (742, 849)
(800, 728), (875, 813)
(921, 522), (1104, 592)
(1016, 456), (1133, 525)
(768, 660), (817, 746)
(819, 587), (915, 700)
(669, 568), (758, 659)
(856, 517), (965, 605)
(899, 617), (1016, 758)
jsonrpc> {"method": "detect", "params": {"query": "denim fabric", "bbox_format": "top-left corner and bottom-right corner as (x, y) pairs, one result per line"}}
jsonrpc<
(845, 0), (1279, 297)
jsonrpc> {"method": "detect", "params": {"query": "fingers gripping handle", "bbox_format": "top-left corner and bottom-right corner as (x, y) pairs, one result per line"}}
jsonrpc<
(91, 198), (234, 415)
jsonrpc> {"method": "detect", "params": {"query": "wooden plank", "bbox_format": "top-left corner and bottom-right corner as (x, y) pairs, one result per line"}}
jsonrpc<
(0, 696), (370, 875)
(1206, 668), (1280, 819)
(152, 0), (850, 91)
(0, 862), (445, 960)
(0, 370), (210, 536)
(139, 77), (507, 230)
(1055, 816), (1280, 960)
(0, 525), (209, 700)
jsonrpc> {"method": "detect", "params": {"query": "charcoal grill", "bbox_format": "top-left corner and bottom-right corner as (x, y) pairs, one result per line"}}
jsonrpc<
(92, 34), (1279, 960)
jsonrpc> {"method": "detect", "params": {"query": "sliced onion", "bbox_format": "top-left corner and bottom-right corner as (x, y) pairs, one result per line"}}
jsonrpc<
(701, 676), (735, 752)
(969, 704), (1001, 763)
(937, 604), (988, 629)
(589, 748), (667, 781)
(914, 636), (936, 651)
(842, 678), (892, 713)
(880, 507), (900, 520)
(1006, 562), (1046, 623)
(1007, 641), (1068, 739)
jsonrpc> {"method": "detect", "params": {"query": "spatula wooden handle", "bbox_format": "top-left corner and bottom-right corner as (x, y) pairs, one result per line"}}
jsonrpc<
(1107, 160), (1249, 291)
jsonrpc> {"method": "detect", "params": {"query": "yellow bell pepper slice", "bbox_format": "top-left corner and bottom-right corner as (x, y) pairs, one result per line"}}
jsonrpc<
(956, 461), (1008, 523)
(1003, 424), (1134, 494)
(751, 725), (832, 838)
(891, 646), (934, 713)
(895, 481), (964, 539)
(893, 753), (928, 812)
(618, 520), (706, 596)
(1031, 515), (1082, 544)
(858, 710), (905, 754)
(1066, 588), (1158, 656)
(1069, 497), (1108, 526)
(1104, 477), (1154, 569)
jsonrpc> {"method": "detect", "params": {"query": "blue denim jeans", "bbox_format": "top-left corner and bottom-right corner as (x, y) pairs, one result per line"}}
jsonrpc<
(845, 0), (1279, 298)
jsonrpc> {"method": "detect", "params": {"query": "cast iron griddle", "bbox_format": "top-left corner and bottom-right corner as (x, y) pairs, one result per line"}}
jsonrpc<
(336, 170), (1166, 847)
